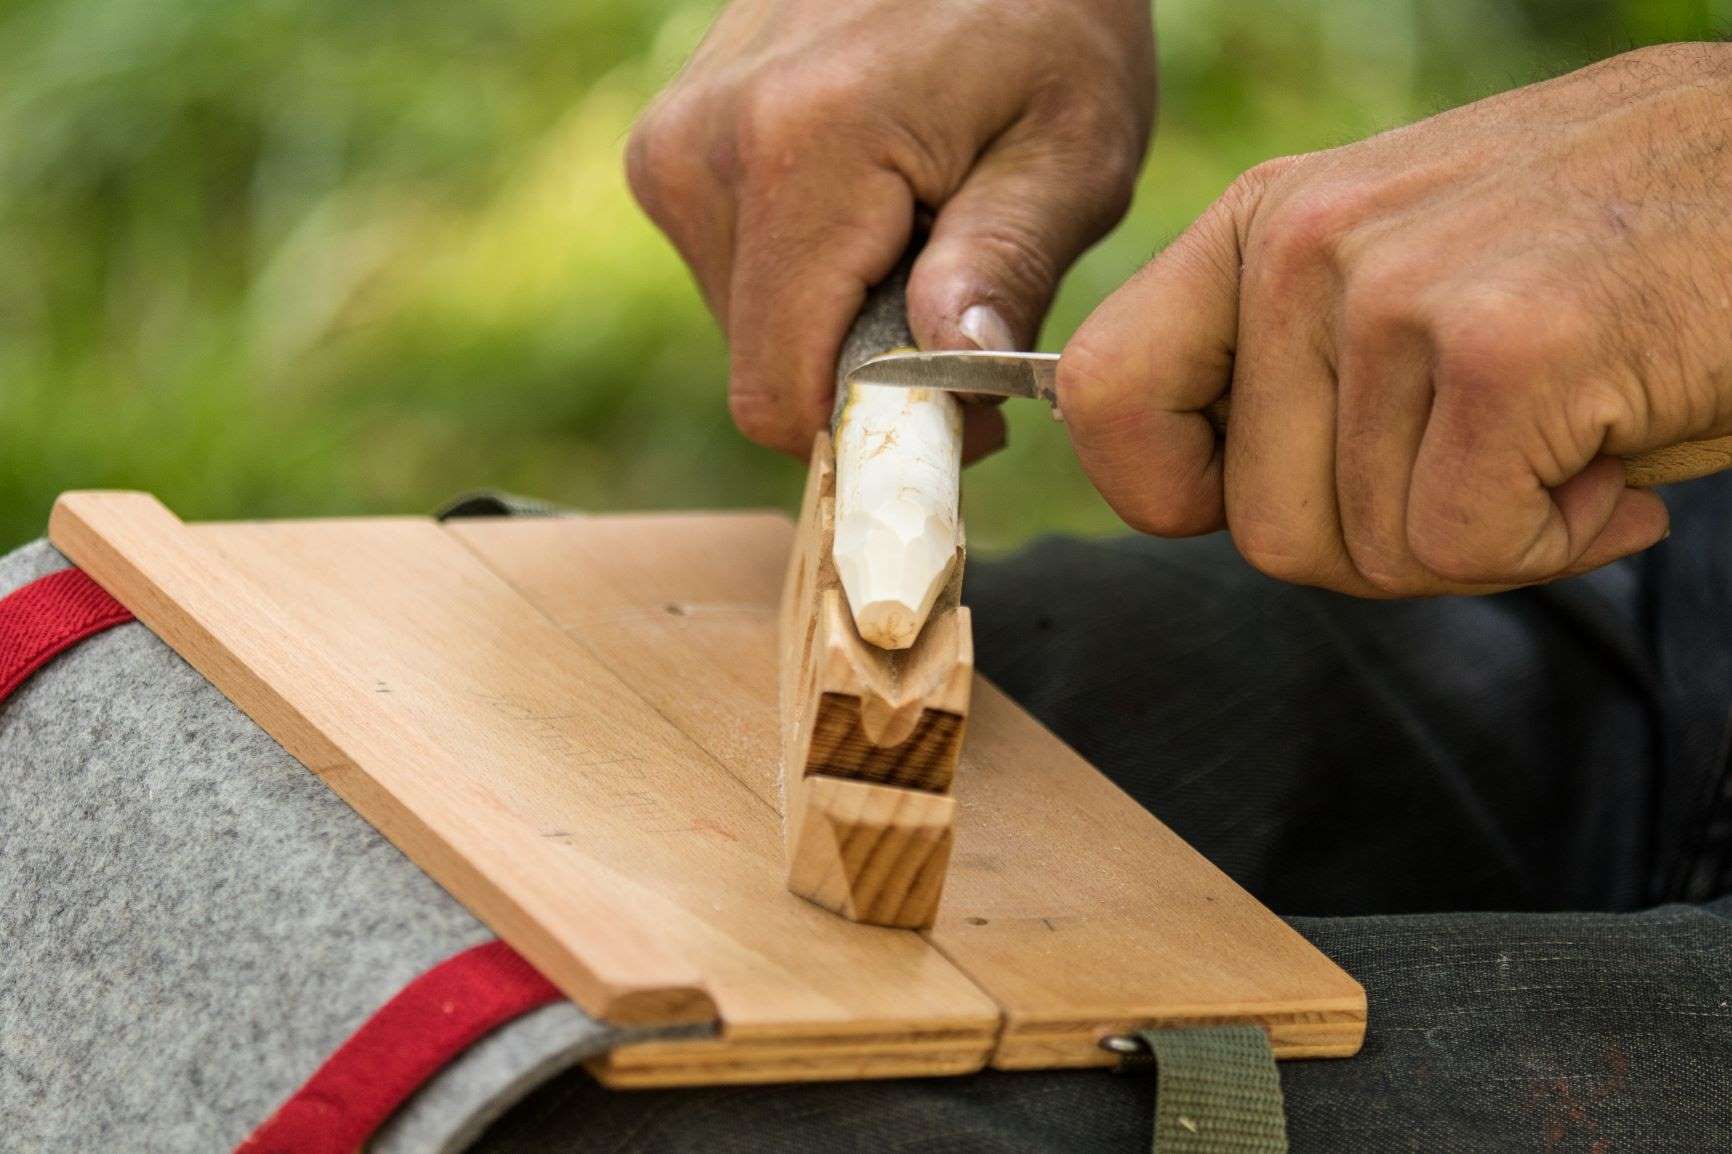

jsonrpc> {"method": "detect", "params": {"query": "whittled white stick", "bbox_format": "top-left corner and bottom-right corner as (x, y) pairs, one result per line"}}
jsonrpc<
(832, 380), (962, 649)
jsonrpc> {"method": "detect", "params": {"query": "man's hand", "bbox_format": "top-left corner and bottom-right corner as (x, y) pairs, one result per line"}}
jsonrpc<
(628, 0), (1154, 457)
(1061, 43), (1732, 596)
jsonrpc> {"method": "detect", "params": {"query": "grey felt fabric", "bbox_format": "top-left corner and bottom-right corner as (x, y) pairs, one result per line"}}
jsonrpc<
(0, 539), (684, 1152)
(373, 1005), (624, 1154)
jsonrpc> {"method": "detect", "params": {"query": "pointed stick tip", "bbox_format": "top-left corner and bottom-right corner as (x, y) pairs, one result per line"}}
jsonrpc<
(851, 598), (921, 650)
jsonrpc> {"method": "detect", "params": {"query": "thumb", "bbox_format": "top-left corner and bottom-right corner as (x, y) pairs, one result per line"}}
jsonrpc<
(905, 117), (1142, 352)
(1058, 163), (1277, 537)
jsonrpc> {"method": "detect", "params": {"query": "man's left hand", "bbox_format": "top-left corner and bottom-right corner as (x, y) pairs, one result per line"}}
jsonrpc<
(1060, 43), (1732, 596)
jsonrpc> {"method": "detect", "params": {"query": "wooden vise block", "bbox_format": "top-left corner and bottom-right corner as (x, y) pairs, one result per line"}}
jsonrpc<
(778, 431), (970, 928)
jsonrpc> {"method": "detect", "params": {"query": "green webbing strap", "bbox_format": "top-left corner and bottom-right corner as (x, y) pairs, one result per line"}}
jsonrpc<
(1135, 1026), (1288, 1154)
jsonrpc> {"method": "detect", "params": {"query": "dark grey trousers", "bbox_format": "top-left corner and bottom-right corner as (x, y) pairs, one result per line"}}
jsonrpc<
(475, 475), (1732, 1153)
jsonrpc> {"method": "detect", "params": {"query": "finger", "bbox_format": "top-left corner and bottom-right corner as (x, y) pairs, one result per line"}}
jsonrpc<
(1332, 287), (1447, 594)
(1335, 318), (1652, 595)
(1225, 266), (1363, 591)
(907, 109), (1142, 352)
(1409, 382), (1670, 584)
(951, 286), (1010, 465)
(727, 160), (914, 455)
(1056, 172), (1262, 537)
(625, 97), (738, 323)
(1549, 459), (1670, 574)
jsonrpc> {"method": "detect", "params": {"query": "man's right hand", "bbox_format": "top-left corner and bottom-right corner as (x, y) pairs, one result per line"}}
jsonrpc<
(627, 0), (1155, 458)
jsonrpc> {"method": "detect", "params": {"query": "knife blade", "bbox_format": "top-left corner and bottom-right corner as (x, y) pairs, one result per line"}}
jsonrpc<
(844, 350), (1061, 404)
(844, 349), (1231, 432)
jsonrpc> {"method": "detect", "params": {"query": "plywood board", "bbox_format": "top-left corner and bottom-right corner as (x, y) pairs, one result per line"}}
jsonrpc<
(51, 492), (1365, 1087)
(453, 514), (1367, 1069)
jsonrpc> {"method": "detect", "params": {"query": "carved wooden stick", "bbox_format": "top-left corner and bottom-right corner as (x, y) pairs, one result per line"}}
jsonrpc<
(831, 263), (963, 650)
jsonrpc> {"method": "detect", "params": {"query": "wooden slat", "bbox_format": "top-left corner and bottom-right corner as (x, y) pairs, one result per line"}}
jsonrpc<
(590, 1030), (989, 1088)
(49, 493), (1000, 1077)
(452, 513), (1368, 1068)
(932, 681), (1368, 1066)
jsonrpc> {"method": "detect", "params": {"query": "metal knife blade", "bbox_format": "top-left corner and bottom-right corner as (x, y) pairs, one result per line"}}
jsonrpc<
(844, 350), (1061, 404)
(846, 348), (1236, 436)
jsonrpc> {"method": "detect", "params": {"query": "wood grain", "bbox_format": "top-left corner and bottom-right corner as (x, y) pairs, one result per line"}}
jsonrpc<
(785, 775), (954, 928)
(456, 511), (1368, 1070)
(50, 492), (999, 1078)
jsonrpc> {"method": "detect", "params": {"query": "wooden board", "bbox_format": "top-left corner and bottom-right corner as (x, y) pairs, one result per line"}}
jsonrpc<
(50, 492), (1366, 1088)
(450, 514), (1367, 1070)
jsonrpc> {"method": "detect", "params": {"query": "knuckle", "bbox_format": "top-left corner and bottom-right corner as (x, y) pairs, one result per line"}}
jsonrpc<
(1118, 500), (1207, 539)
(1230, 156), (1302, 204)
(971, 227), (1062, 304)
(1403, 479), (1524, 584)
(626, 102), (705, 215)
(1405, 512), (1490, 582)
(1055, 102), (1144, 219)
(1090, 156), (1140, 228)
(1254, 184), (1365, 286)
(1344, 543), (1419, 597)
(1340, 256), (1421, 344)
(737, 69), (857, 165)
(1431, 291), (1565, 395)
(624, 120), (662, 206)
(1216, 155), (1304, 232)
(737, 79), (797, 157)
(1232, 520), (1331, 586)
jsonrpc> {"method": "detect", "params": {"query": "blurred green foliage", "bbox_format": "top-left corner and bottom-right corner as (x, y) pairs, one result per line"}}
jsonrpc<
(1, 0), (1726, 552)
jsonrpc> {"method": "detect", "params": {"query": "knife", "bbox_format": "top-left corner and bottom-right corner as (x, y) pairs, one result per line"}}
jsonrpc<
(846, 349), (1062, 404)
(842, 349), (1732, 488)
(844, 349), (1229, 432)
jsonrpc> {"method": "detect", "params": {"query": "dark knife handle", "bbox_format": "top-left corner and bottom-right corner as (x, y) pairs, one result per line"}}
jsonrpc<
(832, 253), (918, 426)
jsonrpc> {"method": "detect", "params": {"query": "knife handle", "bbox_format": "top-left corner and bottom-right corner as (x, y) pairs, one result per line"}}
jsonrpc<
(1197, 395), (1732, 488)
(832, 254), (917, 426)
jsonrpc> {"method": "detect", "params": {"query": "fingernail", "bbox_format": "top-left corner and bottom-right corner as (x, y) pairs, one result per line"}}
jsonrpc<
(959, 304), (1016, 352)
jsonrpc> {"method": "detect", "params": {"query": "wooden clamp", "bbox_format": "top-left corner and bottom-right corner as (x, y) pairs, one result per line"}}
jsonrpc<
(778, 261), (971, 928)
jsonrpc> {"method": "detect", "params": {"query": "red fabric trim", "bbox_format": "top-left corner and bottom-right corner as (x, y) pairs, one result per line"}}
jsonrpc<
(237, 940), (564, 1154)
(0, 567), (133, 702)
